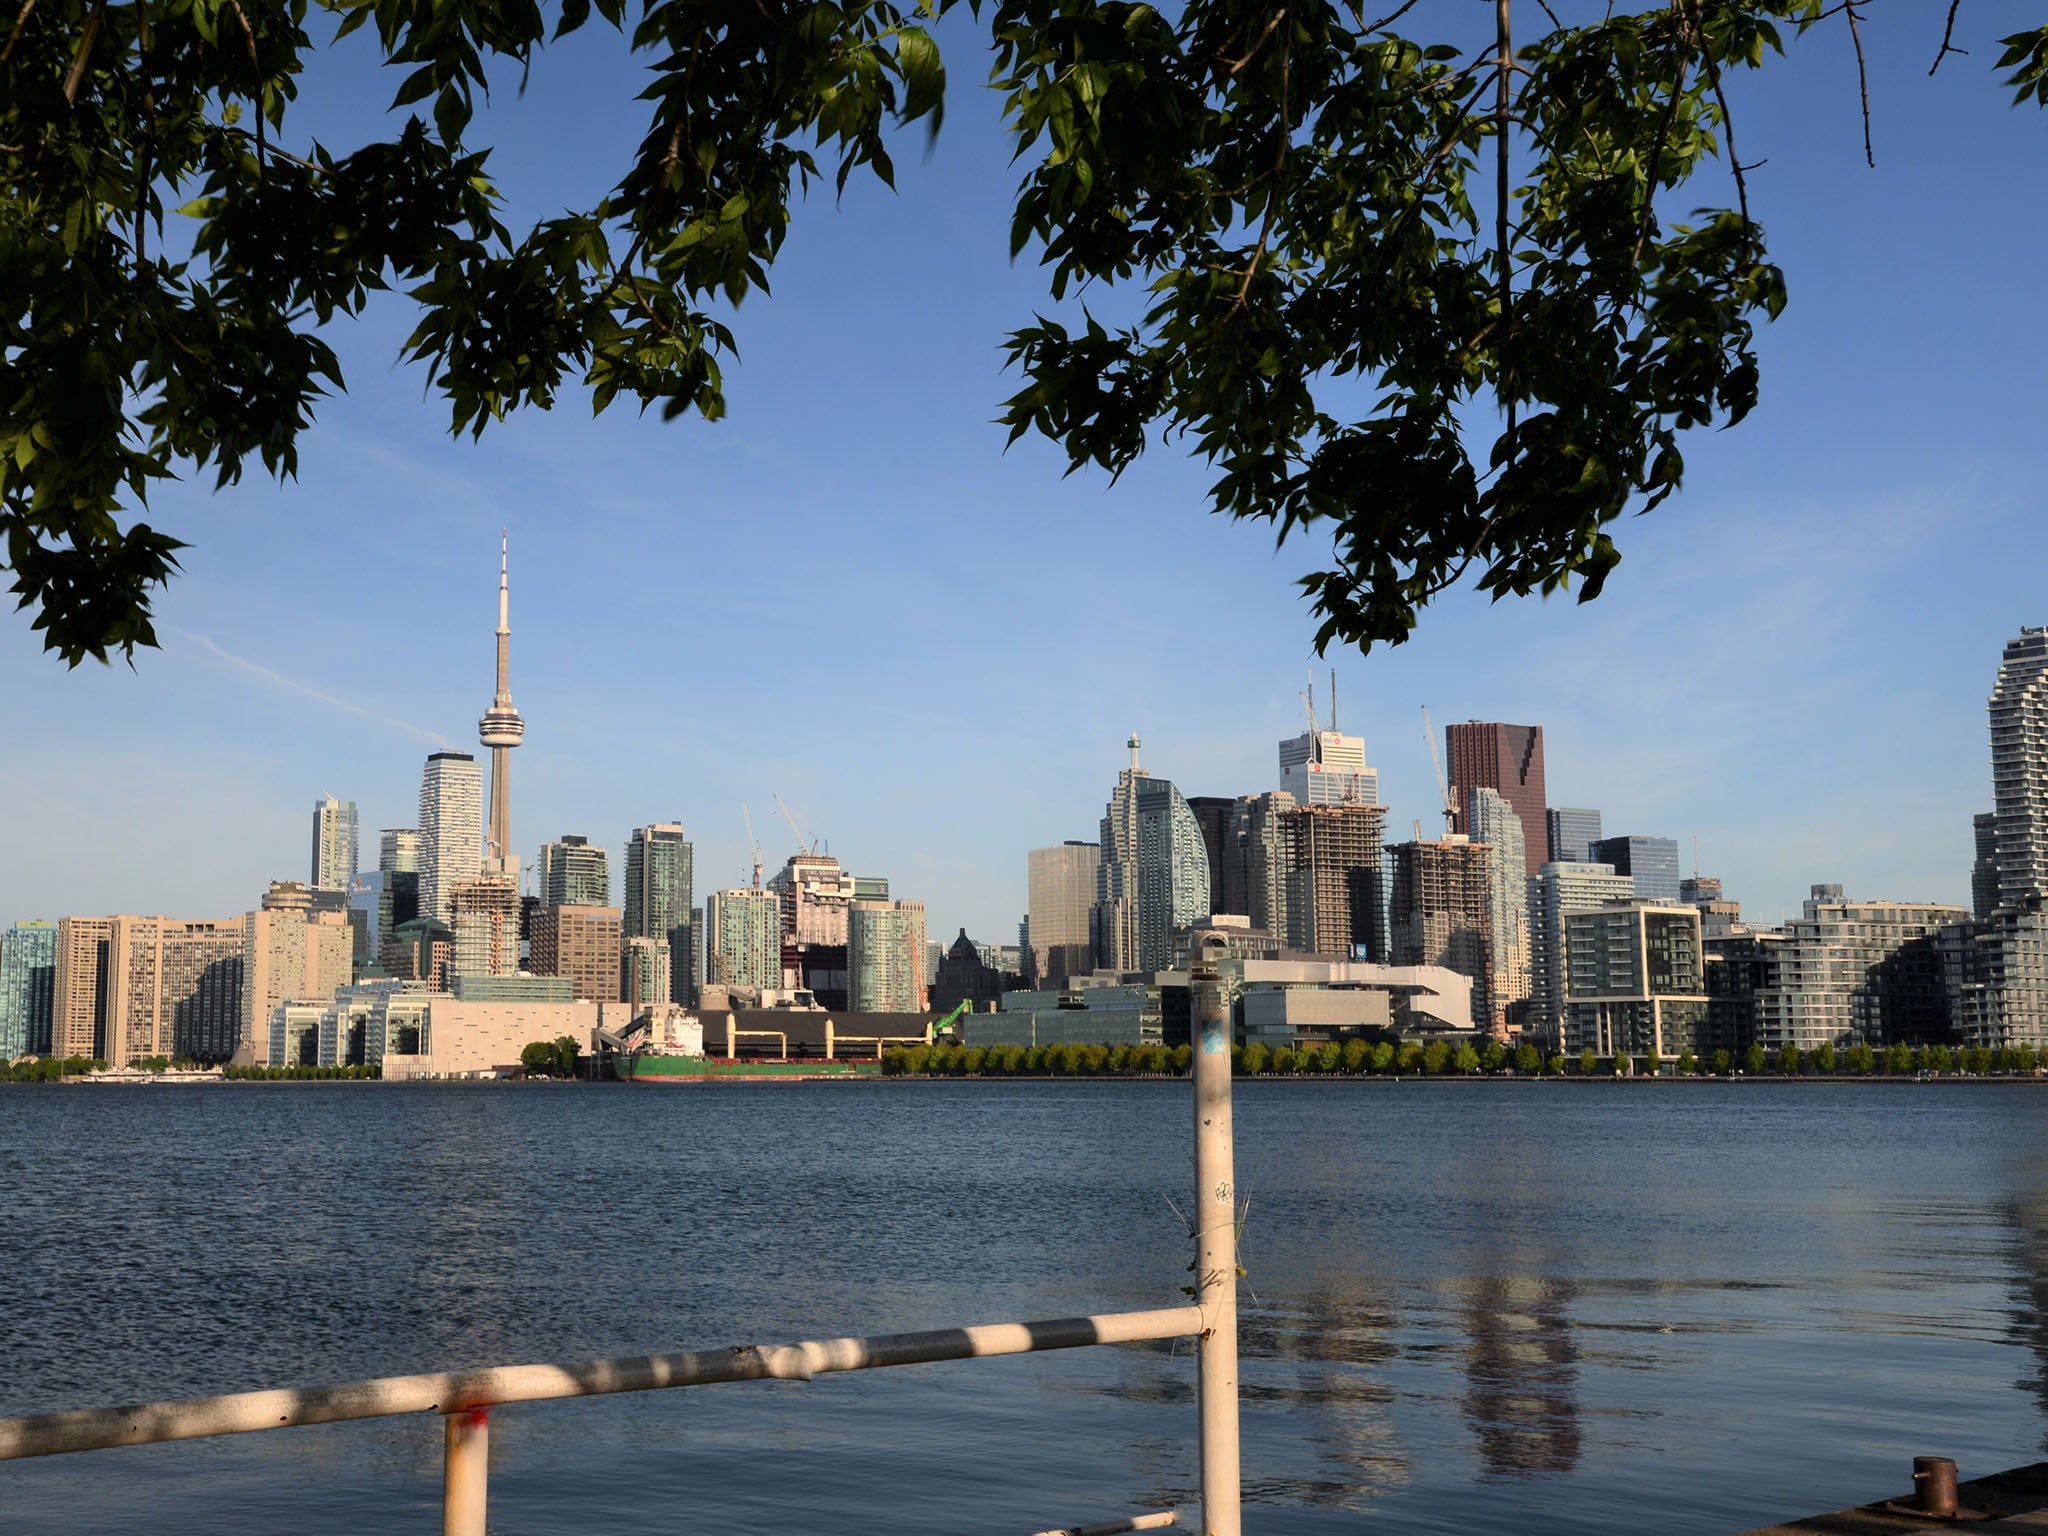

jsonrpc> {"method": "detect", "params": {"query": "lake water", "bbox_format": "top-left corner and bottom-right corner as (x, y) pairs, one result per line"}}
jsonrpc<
(4, 1080), (2047, 1535)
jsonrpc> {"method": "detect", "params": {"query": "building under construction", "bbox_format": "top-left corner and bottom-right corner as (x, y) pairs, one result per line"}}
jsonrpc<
(1282, 803), (1388, 960)
(1388, 836), (1494, 1034)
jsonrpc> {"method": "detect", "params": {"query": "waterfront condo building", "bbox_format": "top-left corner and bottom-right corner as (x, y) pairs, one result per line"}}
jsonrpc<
(101, 915), (244, 1065)
(1025, 842), (1100, 984)
(538, 835), (611, 908)
(311, 795), (359, 893)
(705, 887), (781, 992)
(1446, 721), (1547, 881)
(1967, 628), (2048, 1046)
(624, 824), (695, 1005)
(1563, 902), (1709, 1060)
(51, 916), (115, 1059)
(1097, 736), (1212, 973)
(1529, 861), (1637, 1048)
(1545, 807), (1603, 865)
(849, 899), (929, 1012)
(0, 920), (57, 1058)
(241, 882), (353, 1062)
(1592, 835), (1683, 903)
(531, 904), (623, 1003)
(1704, 890), (1970, 1054)
(419, 752), (484, 924)
(1467, 788), (1532, 1031)
(1388, 836), (1493, 1032)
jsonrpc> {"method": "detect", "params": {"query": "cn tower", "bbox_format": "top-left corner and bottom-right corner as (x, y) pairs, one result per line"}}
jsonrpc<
(477, 533), (524, 875)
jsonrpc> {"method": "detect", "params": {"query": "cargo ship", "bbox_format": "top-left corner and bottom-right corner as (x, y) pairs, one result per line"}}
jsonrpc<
(613, 1053), (881, 1084)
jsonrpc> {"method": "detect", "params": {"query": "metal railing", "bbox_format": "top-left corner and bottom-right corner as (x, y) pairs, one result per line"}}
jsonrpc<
(0, 934), (1245, 1536)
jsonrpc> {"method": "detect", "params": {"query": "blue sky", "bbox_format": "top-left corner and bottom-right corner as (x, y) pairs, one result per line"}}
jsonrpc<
(4, 4), (2045, 940)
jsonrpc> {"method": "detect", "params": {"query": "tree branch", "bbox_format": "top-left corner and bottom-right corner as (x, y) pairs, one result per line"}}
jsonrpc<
(60, 0), (104, 102)
(1694, 1), (1753, 265)
(0, 0), (36, 64)
(1630, 5), (1695, 264)
(1230, 22), (1291, 313)
(1222, 6), (1284, 75)
(1929, 0), (1967, 76)
(1844, 0), (1873, 166)
(1356, 0), (1421, 37)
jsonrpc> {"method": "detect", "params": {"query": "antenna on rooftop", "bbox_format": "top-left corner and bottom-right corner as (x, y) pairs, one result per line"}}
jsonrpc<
(1330, 669), (1338, 732)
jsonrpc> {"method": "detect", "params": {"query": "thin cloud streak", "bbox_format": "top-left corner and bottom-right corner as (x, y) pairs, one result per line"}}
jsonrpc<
(172, 628), (455, 749)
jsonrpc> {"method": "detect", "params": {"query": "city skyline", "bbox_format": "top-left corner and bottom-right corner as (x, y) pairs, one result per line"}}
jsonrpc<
(0, 20), (2040, 940)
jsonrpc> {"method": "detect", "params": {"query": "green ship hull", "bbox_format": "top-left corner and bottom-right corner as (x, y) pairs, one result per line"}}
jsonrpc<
(615, 1054), (881, 1083)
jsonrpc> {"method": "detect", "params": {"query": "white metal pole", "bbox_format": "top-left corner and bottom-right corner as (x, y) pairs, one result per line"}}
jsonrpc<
(443, 1408), (488, 1536)
(1190, 931), (1241, 1536)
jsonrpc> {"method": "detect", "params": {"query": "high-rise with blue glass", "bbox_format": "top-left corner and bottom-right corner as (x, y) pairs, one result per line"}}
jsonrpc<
(1097, 736), (1211, 973)
(0, 920), (57, 1058)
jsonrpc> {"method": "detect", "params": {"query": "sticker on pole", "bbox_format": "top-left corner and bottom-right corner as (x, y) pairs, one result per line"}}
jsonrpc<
(1200, 1021), (1228, 1054)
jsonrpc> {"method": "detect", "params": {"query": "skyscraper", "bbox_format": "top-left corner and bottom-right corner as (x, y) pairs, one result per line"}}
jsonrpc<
(625, 824), (695, 1004)
(622, 935), (673, 1005)
(1546, 807), (1602, 865)
(477, 534), (525, 877)
(1447, 721), (1547, 880)
(538, 835), (611, 907)
(0, 920), (57, 1058)
(1230, 790), (1298, 944)
(419, 752), (483, 924)
(705, 888), (781, 992)
(1279, 724), (1378, 807)
(1185, 796), (1235, 915)
(1026, 842), (1100, 983)
(1096, 736), (1211, 973)
(1992, 629), (2048, 905)
(849, 899), (929, 1012)
(1591, 835), (1683, 903)
(378, 829), (422, 945)
(311, 795), (359, 893)
(1962, 629), (2048, 1046)
(1468, 788), (1532, 1029)
(51, 916), (113, 1059)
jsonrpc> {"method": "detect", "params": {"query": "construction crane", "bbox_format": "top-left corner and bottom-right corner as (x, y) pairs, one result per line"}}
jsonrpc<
(740, 803), (764, 890)
(773, 793), (819, 858)
(1421, 705), (1456, 836)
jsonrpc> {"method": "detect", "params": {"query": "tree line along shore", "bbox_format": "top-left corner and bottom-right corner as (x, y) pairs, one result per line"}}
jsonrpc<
(880, 1040), (2048, 1080)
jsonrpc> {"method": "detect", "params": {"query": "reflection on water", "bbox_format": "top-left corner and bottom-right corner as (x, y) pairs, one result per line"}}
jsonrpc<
(5, 1081), (2048, 1535)
(1457, 1271), (1581, 1480)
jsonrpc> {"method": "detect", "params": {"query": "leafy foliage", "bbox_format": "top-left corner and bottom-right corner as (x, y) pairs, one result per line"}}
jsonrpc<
(4, 0), (2044, 661)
